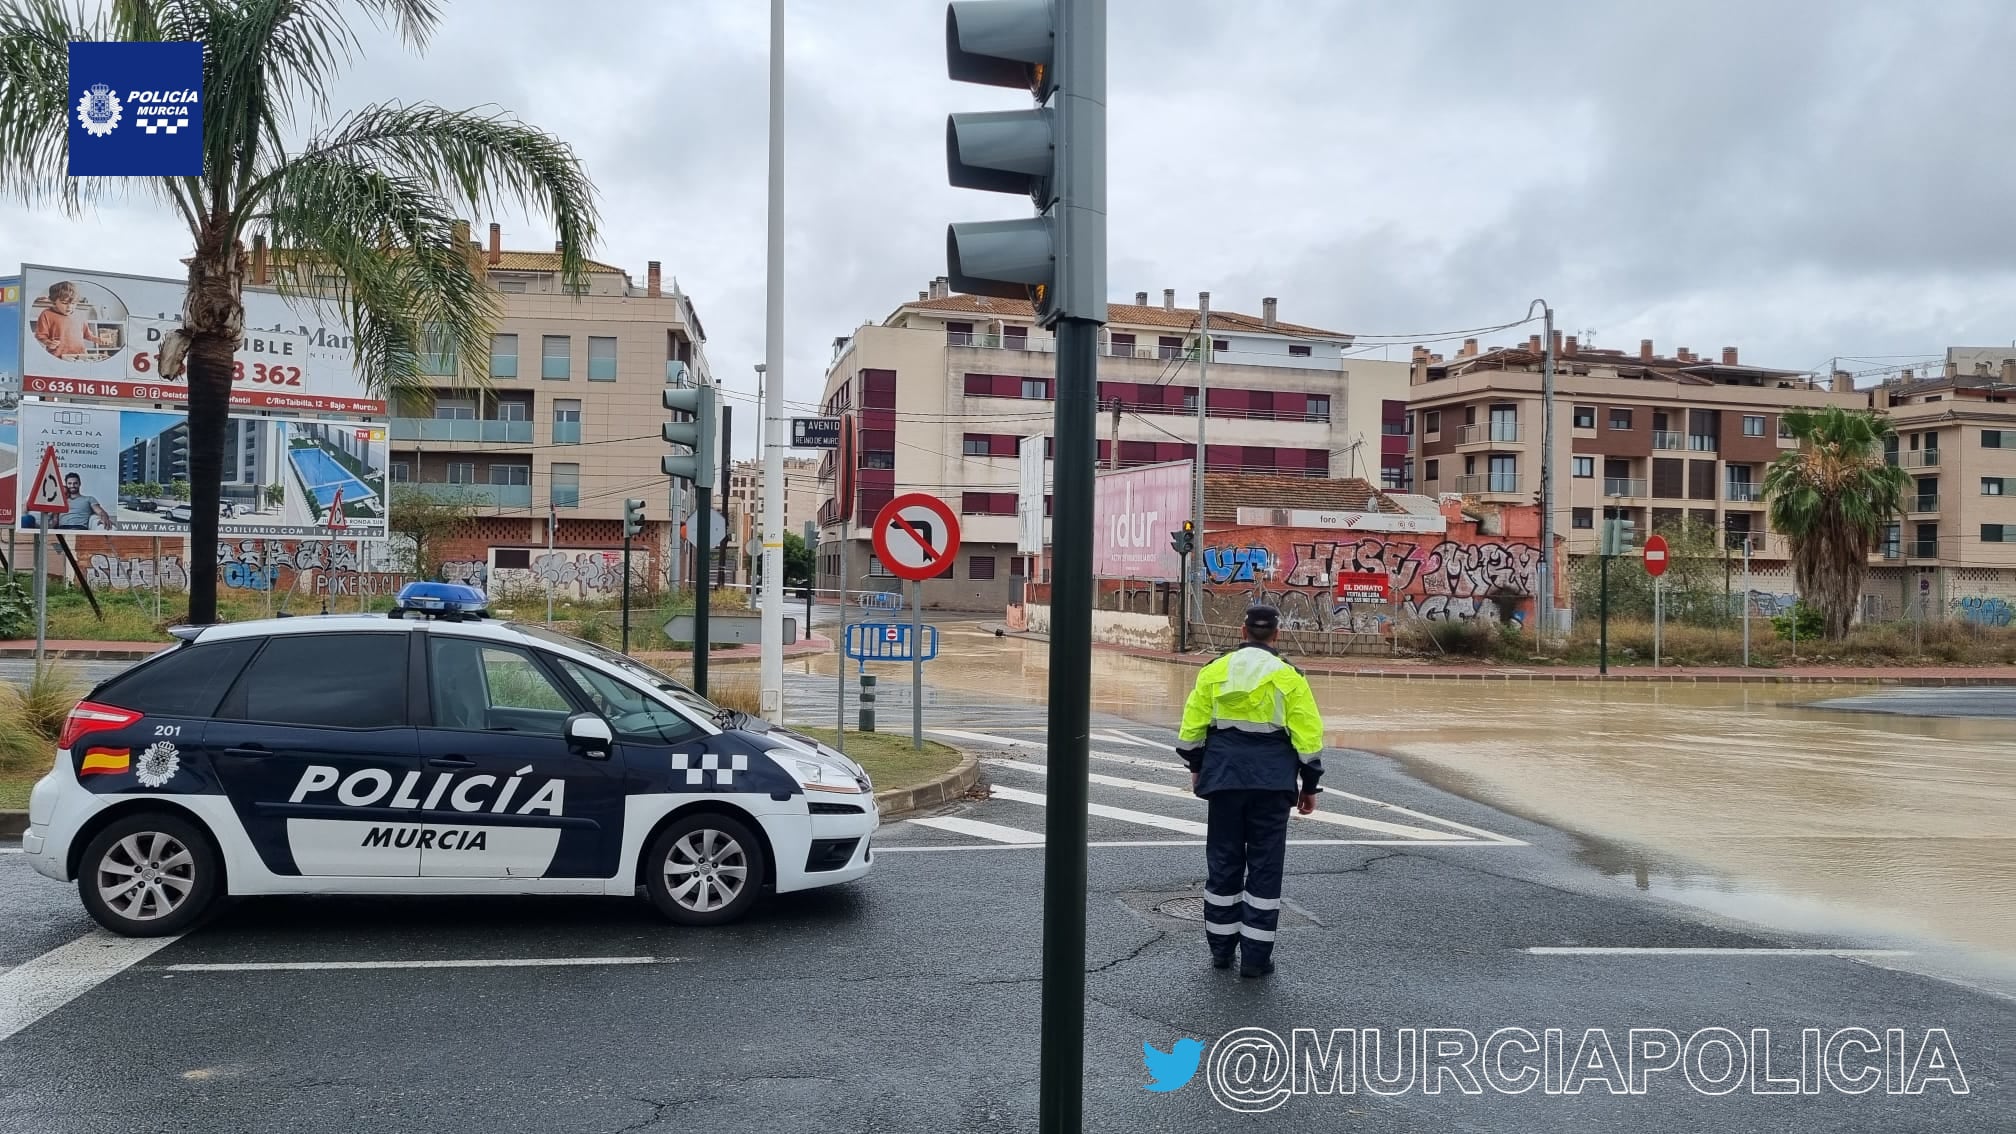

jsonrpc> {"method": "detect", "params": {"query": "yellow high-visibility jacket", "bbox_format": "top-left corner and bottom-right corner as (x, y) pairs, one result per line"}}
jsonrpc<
(1175, 644), (1325, 798)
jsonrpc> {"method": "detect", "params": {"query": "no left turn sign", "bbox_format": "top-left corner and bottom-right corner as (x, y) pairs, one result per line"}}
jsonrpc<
(871, 492), (961, 582)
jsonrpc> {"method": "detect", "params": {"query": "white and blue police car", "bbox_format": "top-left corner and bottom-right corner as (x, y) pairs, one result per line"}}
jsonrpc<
(21, 583), (877, 936)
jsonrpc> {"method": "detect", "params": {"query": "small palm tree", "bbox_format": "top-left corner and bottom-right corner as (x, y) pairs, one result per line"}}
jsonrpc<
(0, 0), (597, 623)
(1762, 406), (1909, 639)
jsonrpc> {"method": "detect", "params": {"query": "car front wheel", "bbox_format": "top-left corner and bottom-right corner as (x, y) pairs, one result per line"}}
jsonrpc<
(644, 813), (766, 927)
(77, 812), (220, 937)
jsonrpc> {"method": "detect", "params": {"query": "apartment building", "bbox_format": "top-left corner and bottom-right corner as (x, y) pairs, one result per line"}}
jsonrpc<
(721, 455), (821, 583)
(813, 280), (1409, 608)
(1407, 334), (1864, 559)
(1863, 355), (2016, 620)
(385, 223), (711, 594)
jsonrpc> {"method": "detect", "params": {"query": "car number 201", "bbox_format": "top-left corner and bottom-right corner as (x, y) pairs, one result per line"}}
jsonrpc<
(153, 725), (181, 737)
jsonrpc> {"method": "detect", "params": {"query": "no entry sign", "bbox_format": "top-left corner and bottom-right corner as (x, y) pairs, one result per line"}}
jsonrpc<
(1643, 534), (1670, 577)
(871, 493), (961, 582)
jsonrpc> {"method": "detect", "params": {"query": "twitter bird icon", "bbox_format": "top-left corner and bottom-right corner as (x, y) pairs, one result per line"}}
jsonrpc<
(1142, 1038), (1204, 1092)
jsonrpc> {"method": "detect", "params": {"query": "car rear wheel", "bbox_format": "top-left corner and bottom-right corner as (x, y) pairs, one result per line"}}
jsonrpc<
(77, 813), (220, 937)
(644, 813), (765, 927)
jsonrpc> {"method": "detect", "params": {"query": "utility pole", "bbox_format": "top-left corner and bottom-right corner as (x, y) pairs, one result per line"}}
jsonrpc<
(758, 0), (788, 720)
(1107, 397), (1120, 471)
(1190, 291), (1211, 634)
(717, 403), (733, 589)
(1533, 299), (1555, 640)
(1741, 533), (1752, 667)
(945, 3), (1106, 1127)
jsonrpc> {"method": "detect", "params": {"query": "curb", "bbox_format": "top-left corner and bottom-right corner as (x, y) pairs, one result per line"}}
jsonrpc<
(873, 749), (980, 820)
(0, 811), (26, 838)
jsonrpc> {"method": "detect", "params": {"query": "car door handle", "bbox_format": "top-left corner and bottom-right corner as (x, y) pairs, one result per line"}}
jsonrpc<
(223, 745), (270, 758)
(427, 756), (477, 768)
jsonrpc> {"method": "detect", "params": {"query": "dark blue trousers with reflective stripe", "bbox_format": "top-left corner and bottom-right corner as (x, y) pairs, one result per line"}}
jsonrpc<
(1202, 789), (1296, 965)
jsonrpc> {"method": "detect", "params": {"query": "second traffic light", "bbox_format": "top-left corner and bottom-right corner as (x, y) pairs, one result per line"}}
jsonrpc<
(1169, 520), (1195, 556)
(623, 498), (646, 538)
(662, 383), (719, 489)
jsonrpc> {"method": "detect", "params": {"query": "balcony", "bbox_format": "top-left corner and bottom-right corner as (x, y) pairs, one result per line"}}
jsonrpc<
(1910, 494), (1940, 514)
(1899, 449), (1941, 469)
(1603, 477), (1648, 499)
(1905, 540), (1940, 560)
(391, 418), (533, 444)
(1652, 431), (1686, 450)
(1688, 434), (1718, 453)
(1458, 423), (1522, 445)
(401, 482), (533, 508)
(1453, 474), (1522, 495)
(948, 331), (1055, 353)
(1725, 481), (1761, 502)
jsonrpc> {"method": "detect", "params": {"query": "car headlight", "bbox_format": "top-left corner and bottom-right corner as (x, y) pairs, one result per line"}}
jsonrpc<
(778, 753), (865, 794)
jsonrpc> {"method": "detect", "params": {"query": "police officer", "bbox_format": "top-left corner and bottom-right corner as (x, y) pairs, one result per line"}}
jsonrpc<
(1176, 605), (1325, 977)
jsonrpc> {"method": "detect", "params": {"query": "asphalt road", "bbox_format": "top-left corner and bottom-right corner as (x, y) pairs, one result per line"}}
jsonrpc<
(1, 660), (2009, 1131)
(1808, 687), (2016, 719)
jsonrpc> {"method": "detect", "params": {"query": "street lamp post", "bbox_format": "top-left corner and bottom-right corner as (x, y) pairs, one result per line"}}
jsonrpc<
(758, 0), (787, 721)
(1530, 299), (1555, 639)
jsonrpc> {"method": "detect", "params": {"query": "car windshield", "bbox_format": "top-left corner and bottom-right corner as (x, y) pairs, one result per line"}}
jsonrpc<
(510, 622), (734, 722)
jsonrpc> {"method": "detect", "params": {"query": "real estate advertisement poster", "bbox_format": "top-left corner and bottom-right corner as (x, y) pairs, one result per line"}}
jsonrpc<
(0, 274), (19, 525)
(17, 264), (386, 415)
(16, 401), (388, 539)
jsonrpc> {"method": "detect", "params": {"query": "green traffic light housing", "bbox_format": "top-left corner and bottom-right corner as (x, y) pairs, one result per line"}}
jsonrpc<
(662, 383), (718, 489)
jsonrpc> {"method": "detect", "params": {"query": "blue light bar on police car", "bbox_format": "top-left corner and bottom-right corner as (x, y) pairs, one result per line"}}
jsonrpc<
(391, 582), (490, 619)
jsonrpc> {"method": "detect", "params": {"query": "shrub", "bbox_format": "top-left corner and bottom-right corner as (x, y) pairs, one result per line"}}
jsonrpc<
(1399, 618), (1495, 657)
(705, 677), (763, 716)
(1770, 602), (1825, 643)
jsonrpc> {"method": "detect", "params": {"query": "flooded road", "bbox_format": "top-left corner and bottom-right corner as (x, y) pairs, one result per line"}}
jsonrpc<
(803, 624), (2016, 963)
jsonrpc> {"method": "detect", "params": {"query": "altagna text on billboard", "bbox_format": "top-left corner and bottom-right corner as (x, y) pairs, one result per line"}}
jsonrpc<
(17, 264), (384, 415)
(17, 401), (389, 540)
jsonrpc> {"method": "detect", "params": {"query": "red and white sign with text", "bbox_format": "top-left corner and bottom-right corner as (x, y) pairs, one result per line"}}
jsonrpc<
(17, 264), (385, 414)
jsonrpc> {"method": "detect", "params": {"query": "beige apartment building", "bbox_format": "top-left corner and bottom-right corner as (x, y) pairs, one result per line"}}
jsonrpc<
(721, 455), (821, 583)
(1407, 335), (1863, 560)
(813, 280), (1410, 608)
(387, 223), (712, 596)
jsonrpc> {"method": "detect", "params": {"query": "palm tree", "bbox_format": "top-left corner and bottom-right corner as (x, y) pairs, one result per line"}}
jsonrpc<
(0, 0), (597, 622)
(1762, 405), (1909, 639)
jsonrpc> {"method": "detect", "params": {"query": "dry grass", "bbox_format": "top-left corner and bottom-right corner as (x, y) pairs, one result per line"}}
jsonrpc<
(1551, 617), (2016, 668)
(0, 662), (81, 783)
(703, 677), (764, 716)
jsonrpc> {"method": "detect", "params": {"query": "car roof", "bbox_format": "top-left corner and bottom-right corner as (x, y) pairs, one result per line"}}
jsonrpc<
(183, 614), (533, 645)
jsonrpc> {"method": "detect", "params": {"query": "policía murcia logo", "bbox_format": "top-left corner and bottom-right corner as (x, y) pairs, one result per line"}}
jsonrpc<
(76, 83), (121, 136)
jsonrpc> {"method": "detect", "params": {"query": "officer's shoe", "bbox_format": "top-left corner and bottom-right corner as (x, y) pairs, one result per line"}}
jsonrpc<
(1210, 948), (1236, 970)
(1239, 959), (1275, 979)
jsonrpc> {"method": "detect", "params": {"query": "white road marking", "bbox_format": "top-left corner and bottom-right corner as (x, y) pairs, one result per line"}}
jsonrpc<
(1525, 947), (1915, 957)
(988, 783), (1211, 836)
(0, 930), (182, 1044)
(905, 815), (1045, 844)
(1094, 730), (1158, 748)
(0, 847), (23, 854)
(876, 838), (1500, 853)
(929, 728), (1039, 749)
(984, 758), (1472, 841)
(164, 956), (685, 972)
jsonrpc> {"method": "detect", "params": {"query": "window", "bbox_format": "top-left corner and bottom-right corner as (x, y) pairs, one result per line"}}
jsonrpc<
(231, 634), (407, 728)
(1305, 395), (1331, 422)
(495, 400), (530, 422)
(867, 554), (895, 577)
(1985, 430), (2008, 449)
(1021, 377), (1049, 400)
(552, 657), (699, 746)
(1424, 459), (1439, 481)
(1288, 344), (1312, 358)
(1489, 404), (1517, 441)
(428, 639), (573, 735)
(1573, 406), (1596, 429)
(963, 434), (990, 456)
(491, 333), (519, 378)
(1743, 415), (1766, 437)
(1984, 525), (2011, 543)
(434, 398), (476, 420)
(1985, 477), (2009, 496)
(588, 336), (618, 381)
(489, 464), (531, 486)
(864, 451), (895, 470)
(1572, 508), (1594, 530)
(498, 278), (528, 294)
(1487, 454), (1516, 493)
(494, 549), (532, 570)
(1003, 325), (1029, 349)
(1779, 417), (1795, 439)
(447, 462), (475, 484)
(553, 399), (582, 444)
(96, 639), (261, 719)
(968, 556), (997, 580)
(1424, 410), (1441, 435)
(391, 461), (410, 483)
(1608, 408), (1633, 431)
(419, 326), (457, 376)
(541, 335), (570, 380)
(551, 463), (580, 507)
(1573, 456), (1594, 478)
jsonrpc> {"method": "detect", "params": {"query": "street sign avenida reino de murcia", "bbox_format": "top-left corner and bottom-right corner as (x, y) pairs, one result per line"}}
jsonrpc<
(67, 41), (204, 177)
(791, 417), (842, 448)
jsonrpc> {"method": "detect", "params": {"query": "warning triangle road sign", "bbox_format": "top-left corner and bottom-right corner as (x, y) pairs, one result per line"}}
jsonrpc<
(326, 487), (348, 530)
(26, 446), (69, 513)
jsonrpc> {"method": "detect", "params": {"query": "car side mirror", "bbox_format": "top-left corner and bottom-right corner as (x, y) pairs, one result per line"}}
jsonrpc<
(565, 713), (614, 759)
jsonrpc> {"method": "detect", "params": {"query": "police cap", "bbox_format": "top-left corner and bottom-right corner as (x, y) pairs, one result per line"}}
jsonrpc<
(1243, 605), (1280, 633)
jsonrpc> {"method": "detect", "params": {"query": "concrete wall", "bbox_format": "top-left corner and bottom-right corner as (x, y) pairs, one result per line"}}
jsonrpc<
(1018, 602), (1174, 650)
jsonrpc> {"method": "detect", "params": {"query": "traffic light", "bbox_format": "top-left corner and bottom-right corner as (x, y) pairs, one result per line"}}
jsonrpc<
(623, 498), (646, 538)
(1169, 520), (1195, 556)
(1602, 513), (1639, 556)
(945, 0), (1105, 328)
(662, 383), (718, 488)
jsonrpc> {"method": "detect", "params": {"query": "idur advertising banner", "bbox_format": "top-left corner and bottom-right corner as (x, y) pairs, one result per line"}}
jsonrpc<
(1092, 460), (1191, 580)
(18, 264), (385, 415)
(17, 401), (388, 539)
(0, 275), (19, 525)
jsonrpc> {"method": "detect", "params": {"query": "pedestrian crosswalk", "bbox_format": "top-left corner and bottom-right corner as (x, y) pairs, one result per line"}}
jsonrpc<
(876, 728), (1526, 853)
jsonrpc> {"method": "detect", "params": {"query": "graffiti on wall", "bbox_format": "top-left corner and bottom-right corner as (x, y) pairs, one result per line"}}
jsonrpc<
(1198, 532), (1541, 633)
(1952, 595), (2014, 627)
(488, 550), (643, 600)
(86, 540), (409, 596)
(1201, 545), (1272, 584)
(1742, 591), (1800, 617)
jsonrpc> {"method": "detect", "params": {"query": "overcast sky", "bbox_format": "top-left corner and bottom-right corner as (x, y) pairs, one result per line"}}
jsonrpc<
(6, 0), (2014, 451)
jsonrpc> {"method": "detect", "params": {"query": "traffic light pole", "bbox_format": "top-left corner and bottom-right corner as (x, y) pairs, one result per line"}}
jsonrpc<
(694, 488), (712, 695)
(1599, 546), (1611, 677)
(621, 528), (633, 654)
(1040, 316), (1097, 1134)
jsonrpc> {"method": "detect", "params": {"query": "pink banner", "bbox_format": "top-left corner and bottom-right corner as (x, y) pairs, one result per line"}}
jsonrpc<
(1092, 461), (1190, 579)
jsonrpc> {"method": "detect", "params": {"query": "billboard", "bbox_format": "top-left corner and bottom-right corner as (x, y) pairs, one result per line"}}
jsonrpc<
(18, 264), (384, 415)
(1016, 433), (1046, 554)
(0, 275), (18, 525)
(1092, 460), (1190, 580)
(17, 401), (388, 539)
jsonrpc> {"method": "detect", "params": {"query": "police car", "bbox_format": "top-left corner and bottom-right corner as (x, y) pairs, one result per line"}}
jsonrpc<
(21, 583), (877, 936)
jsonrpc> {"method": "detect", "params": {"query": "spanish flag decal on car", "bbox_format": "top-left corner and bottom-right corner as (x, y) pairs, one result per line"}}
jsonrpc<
(79, 748), (132, 776)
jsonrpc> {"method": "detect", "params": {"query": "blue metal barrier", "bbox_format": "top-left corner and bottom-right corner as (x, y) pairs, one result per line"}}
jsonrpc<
(844, 622), (939, 671)
(855, 590), (905, 612)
